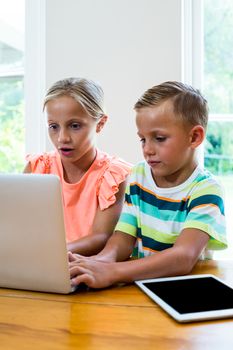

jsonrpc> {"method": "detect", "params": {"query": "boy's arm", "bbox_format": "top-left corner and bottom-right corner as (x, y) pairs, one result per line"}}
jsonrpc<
(69, 228), (209, 289)
(88, 231), (136, 262)
(67, 181), (128, 256)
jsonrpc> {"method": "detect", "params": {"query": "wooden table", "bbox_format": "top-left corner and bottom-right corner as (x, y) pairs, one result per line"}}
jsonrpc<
(1, 260), (233, 350)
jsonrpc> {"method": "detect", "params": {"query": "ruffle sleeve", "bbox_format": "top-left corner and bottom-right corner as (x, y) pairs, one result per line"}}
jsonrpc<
(25, 153), (52, 174)
(96, 158), (132, 210)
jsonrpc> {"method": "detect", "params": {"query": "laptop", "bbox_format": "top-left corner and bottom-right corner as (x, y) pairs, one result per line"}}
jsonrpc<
(0, 173), (76, 294)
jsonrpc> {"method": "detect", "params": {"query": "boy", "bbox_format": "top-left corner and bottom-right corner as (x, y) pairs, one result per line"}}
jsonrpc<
(69, 81), (227, 288)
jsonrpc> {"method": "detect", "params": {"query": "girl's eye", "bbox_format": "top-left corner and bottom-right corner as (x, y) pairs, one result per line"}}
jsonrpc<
(48, 124), (58, 131)
(139, 138), (145, 144)
(71, 123), (81, 130)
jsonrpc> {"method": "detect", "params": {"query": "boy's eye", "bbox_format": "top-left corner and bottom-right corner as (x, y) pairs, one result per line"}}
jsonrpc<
(139, 138), (145, 143)
(156, 136), (166, 142)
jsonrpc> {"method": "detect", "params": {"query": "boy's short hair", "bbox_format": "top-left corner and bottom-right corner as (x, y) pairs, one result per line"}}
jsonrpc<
(134, 81), (208, 129)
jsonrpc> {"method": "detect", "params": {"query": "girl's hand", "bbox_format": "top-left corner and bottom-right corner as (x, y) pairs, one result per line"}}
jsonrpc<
(68, 251), (90, 262)
(69, 259), (116, 289)
(68, 251), (112, 263)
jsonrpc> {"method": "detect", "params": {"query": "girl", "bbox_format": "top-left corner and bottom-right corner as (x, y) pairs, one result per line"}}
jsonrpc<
(24, 77), (131, 255)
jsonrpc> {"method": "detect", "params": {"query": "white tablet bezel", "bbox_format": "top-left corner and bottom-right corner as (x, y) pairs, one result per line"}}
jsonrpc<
(135, 274), (233, 323)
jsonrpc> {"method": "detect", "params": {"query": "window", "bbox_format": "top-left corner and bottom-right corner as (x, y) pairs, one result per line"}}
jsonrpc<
(183, 0), (233, 259)
(0, 0), (25, 172)
(203, 0), (233, 259)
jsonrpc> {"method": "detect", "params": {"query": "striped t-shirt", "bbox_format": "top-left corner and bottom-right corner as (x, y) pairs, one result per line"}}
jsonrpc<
(115, 161), (227, 258)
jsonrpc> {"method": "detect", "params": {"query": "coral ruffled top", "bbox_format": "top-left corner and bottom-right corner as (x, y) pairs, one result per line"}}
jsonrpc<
(26, 149), (131, 242)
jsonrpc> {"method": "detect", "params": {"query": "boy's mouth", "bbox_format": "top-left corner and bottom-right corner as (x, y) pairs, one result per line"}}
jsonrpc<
(147, 160), (161, 167)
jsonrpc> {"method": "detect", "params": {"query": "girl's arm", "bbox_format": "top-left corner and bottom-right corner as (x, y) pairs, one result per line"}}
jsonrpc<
(67, 180), (128, 256)
(69, 228), (209, 289)
(23, 162), (32, 173)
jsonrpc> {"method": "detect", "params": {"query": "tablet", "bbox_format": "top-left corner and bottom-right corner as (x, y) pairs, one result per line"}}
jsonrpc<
(135, 274), (233, 323)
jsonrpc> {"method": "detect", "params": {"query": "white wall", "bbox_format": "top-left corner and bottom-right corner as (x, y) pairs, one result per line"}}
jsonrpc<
(26, 0), (182, 164)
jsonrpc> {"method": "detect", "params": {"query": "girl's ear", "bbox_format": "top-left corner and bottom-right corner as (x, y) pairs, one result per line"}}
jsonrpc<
(96, 115), (108, 133)
(189, 125), (205, 149)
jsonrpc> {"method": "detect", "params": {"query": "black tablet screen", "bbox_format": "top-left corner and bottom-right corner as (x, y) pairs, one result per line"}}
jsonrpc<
(144, 277), (233, 314)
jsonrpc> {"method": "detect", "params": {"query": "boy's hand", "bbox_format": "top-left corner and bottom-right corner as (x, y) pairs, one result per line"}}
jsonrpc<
(69, 258), (116, 289)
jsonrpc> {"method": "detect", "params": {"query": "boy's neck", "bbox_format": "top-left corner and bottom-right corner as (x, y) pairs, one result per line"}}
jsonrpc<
(152, 161), (198, 188)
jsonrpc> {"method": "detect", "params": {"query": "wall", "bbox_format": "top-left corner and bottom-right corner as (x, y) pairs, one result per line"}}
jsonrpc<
(26, 0), (182, 164)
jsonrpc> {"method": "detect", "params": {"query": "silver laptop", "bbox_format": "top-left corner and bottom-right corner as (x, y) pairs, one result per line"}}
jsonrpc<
(0, 173), (75, 294)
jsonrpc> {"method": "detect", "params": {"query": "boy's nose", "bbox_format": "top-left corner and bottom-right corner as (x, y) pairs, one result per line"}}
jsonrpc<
(144, 141), (156, 155)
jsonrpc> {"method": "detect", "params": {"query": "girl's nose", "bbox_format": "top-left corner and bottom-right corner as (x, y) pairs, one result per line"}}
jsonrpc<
(58, 129), (71, 143)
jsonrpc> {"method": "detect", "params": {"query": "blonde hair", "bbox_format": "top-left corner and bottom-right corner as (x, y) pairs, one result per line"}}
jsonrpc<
(43, 77), (105, 119)
(134, 81), (208, 129)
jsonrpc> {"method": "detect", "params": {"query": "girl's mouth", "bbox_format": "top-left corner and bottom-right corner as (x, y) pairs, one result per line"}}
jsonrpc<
(59, 148), (74, 157)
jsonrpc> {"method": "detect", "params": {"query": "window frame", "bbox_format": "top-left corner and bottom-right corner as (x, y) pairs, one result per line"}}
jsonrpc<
(24, 0), (46, 155)
(182, 0), (204, 164)
(184, 0), (233, 260)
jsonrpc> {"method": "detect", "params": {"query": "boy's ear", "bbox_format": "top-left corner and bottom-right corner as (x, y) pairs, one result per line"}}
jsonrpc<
(96, 115), (108, 133)
(189, 125), (205, 149)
